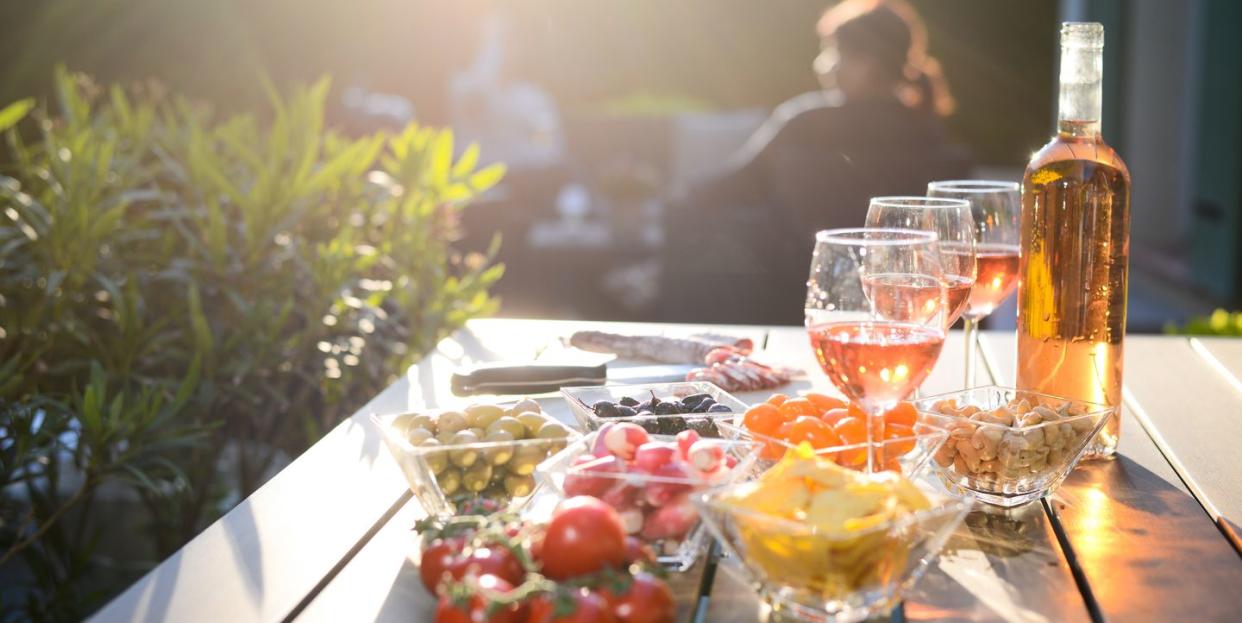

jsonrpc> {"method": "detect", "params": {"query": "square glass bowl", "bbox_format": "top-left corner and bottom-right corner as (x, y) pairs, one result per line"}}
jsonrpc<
(534, 431), (759, 571)
(912, 386), (1113, 507)
(373, 406), (580, 517)
(717, 420), (948, 477)
(695, 478), (971, 623)
(561, 382), (747, 436)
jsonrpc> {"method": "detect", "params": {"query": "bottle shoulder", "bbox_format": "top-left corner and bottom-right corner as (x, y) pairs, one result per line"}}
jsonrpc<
(1025, 133), (1130, 181)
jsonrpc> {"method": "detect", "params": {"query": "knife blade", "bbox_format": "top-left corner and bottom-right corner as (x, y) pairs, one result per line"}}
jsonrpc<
(451, 362), (607, 396)
(450, 362), (697, 396)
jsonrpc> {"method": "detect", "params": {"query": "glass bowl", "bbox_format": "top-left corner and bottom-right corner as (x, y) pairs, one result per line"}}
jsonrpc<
(561, 381), (748, 436)
(373, 408), (581, 517)
(717, 420), (948, 477)
(534, 431), (760, 571)
(695, 478), (971, 622)
(912, 386), (1113, 507)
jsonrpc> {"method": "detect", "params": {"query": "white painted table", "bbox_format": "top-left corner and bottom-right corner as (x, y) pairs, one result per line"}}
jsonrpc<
(89, 320), (1242, 623)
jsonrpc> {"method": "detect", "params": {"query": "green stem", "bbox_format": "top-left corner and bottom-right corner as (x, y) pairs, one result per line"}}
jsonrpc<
(0, 475), (95, 567)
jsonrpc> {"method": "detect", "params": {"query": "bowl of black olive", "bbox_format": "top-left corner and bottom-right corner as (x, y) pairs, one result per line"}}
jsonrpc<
(561, 382), (748, 437)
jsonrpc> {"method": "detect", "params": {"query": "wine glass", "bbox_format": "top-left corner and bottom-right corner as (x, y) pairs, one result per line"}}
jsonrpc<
(805, 228), (949, 472)
(865, 196), (976, 326)
(927, 181), (1021, 386)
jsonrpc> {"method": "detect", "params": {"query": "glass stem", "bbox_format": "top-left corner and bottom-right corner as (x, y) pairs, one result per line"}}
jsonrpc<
(963, 318), (978, 387)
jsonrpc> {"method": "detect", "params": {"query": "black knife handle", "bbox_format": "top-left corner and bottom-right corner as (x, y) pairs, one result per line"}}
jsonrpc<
(450, 362), (607, 396)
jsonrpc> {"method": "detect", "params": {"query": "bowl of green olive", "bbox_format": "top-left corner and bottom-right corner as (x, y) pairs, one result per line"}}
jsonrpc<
(373, 398), (579, 516)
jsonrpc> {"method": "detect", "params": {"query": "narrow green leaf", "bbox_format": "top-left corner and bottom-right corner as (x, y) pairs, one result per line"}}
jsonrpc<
(0, 98), (35, 133)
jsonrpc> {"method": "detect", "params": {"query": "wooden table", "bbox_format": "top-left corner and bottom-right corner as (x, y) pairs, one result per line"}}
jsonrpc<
(88, 320), (1242, 623)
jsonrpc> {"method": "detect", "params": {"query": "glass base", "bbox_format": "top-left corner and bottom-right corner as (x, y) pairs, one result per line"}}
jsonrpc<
(760, 589), (898, 623)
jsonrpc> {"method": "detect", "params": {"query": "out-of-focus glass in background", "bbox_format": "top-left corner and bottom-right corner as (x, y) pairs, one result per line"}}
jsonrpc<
(1, 0), (1236, 331)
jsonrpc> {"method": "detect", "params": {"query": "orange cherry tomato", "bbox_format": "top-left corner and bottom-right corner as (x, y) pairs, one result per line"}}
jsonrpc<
(884, 402), (918, 428)
(884, 424), (916, 456)
(779, 416), (843, 449)
(832, 416), (868, 444)
(804, 393), (847, 414)
(765, 393), (789, 406)
(760, 440), (786, 461)
(821, 407), (850, 427)
(743, 403), (784, 437)
(779, 398), (818, 418)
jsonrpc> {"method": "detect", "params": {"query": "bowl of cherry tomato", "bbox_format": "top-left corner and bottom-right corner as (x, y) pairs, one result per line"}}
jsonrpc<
(720, 392), (948, 475)
(418, 497), (679, 623)
(534, 422), (760, 571)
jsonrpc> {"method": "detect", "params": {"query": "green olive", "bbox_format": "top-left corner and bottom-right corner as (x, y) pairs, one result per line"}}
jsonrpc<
(508, 444), (549, 476)
(448, 430), (480, 467)
(465, 404), (506, 429)
(510, 398), (541, 417)
(399, 414), (439, 434)
(504, 473), (535, 497)
(406, 428), (434, 446)
(436, 410), (468, 435)
(469, 427), (486, 438)
(392, 413), (420, 432)
(437, 468), (462, 495)
(462, 462), (494, 493)
(536, 421), (570, 439)
(536, 422), (571, 451)
(516, 412), (549, 436)
(422, 439), (448, 474)
(482, 430), (515, 465)
(436, 429), (460, 445)
(487, 416), (527, 440)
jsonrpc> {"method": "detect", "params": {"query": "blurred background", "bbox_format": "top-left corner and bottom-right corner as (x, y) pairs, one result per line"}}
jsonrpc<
(3, 0), (1237, 331)
(3, 0), (1242, 618)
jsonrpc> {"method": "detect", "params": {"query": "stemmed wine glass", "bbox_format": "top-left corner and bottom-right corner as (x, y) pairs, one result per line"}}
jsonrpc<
(865, 197), (976, 326)
(927, 181), (1021, 386)
(805, 228), (950, 472)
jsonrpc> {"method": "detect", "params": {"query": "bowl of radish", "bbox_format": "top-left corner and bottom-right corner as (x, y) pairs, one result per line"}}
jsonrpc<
(534, 422), (760, 571)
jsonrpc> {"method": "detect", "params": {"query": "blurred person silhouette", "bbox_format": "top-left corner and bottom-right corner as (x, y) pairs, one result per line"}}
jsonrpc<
(662, 0), (969, 325)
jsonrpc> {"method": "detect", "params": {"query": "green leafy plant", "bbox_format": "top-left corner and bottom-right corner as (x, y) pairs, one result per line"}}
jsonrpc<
(1164, 309), (1242, 337)
(0, 68), (505, 619)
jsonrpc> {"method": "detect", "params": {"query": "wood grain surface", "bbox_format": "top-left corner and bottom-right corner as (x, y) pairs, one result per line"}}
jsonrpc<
(981, 332), (1242, 622)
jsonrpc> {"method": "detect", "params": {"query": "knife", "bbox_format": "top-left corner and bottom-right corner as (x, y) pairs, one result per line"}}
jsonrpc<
(450, 362), (696, 396)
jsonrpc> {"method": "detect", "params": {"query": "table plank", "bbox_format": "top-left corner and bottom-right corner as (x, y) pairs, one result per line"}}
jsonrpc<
(88, 376), (417, 623)
(705, 328), (1090, 623)
(980, 332), (1242, 622)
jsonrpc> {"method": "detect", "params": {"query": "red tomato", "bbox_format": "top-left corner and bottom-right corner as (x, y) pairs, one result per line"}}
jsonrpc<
(449, 545), (526, 587)
(624, 536), (656, 565)
(420, 538), (465, 594)
(540, 497), (627, 580)
(434, 575), (522, 623)
(603, 572), (676, 623)
(526, 589), (616, 623)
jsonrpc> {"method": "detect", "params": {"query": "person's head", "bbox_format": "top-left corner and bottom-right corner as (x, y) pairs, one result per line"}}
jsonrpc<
(814, 0), (954, 116)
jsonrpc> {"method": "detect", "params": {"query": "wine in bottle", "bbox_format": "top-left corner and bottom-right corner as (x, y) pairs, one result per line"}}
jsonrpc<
(1017, 22), (1130, 459)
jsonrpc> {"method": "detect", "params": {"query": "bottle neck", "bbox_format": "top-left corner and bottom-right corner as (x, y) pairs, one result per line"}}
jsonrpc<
(1057, 40), (1103, 138)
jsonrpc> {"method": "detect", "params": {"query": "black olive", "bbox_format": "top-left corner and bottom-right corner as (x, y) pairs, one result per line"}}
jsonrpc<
(614, 405), (637, 418)
(682, 393), (712, 407)
(654, 402), (680, 415)
(619, 396), (640, 407)
(688, 419), (722, 438)
(708, 404), (732, 413)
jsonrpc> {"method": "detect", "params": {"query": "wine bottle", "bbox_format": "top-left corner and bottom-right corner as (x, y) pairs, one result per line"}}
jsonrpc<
(1017, 22), (1131, 459)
